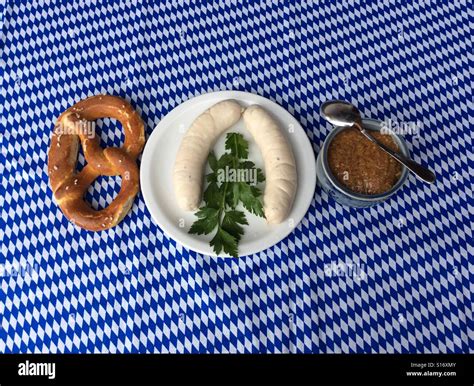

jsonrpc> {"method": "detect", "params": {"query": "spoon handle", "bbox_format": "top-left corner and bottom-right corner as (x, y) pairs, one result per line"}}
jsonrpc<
(356, 124), (436, 184)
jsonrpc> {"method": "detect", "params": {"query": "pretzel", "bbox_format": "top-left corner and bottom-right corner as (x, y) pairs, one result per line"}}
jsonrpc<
(48, 95), (145, 231)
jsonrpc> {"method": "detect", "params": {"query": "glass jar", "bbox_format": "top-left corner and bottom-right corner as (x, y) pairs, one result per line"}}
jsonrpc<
(316, 118), (409, 208)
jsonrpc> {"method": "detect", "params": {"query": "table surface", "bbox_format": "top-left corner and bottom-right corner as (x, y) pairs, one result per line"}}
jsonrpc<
(1, 0), (472, 353)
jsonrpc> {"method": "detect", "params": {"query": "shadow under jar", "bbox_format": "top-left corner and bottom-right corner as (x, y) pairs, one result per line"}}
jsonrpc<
(316, 118), (409, 208)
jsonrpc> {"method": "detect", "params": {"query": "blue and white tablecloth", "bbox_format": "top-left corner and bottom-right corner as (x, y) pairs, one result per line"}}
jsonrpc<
(1, 0), (472, 353)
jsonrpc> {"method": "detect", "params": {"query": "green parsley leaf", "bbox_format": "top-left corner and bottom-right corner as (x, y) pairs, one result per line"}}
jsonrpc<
(210, 228), (238, 257)
(222, 210), (248, 242)
(206, 172), (217, 183)
(240, 160), (265, 183)
(203, 182), (222, 208)
(239, 160), (256, 169)
(217, 153), (234, 169)
(225, 133), (249, 159)
(238, 182), (265, 217)
(188, 207), (219, 235)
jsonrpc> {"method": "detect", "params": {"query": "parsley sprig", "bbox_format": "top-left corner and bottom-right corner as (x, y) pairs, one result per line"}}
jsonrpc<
(189, 133), (265, 257)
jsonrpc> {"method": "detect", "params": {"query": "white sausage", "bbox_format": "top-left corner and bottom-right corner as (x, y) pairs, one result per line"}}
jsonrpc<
(173, 99), (242, 211)
(243, 105), (297, 224)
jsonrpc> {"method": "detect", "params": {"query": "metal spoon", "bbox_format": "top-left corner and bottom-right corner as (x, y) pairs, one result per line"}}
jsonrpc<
(320, 100), (436, 184)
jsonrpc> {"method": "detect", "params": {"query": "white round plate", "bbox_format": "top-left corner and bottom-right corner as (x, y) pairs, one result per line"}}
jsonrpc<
(140, 91), (316, 257)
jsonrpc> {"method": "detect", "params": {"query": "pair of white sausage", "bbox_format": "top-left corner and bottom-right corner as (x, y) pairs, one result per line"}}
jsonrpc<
(173, 99), (297, 224)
